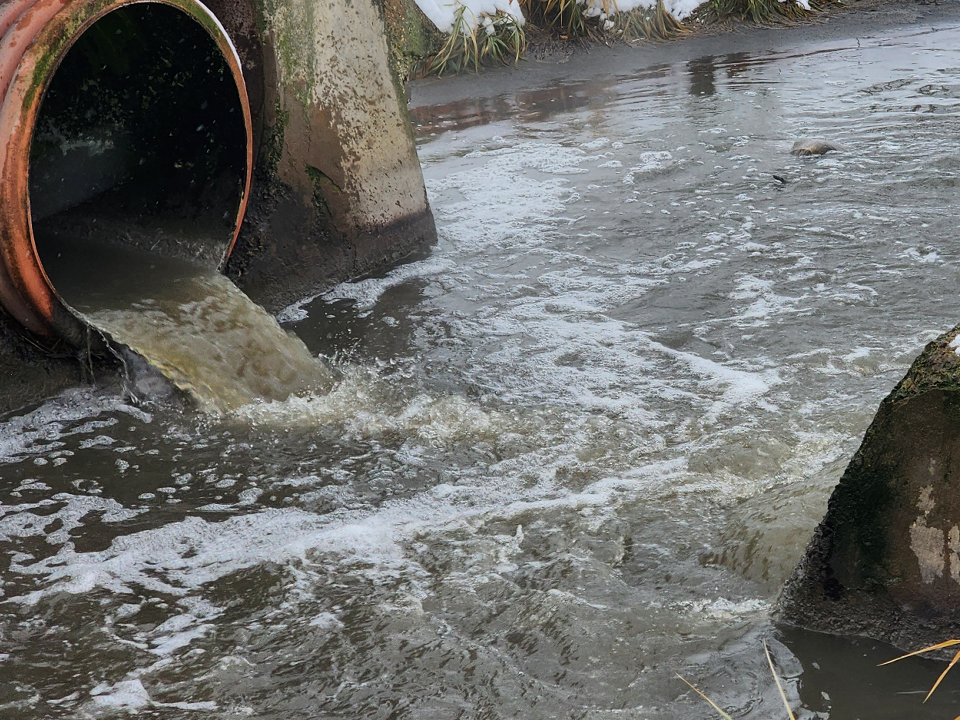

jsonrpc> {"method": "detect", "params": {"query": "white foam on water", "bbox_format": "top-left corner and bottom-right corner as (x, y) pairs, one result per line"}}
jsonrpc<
(0, 389), (149, 464)
(678, 597), (770, 621)
(403, 138), (784, 434)
(233, 366), (512, 445)
(9, 477), (619, 616)
(622, 151), (674, 184)
(901, 246), (942, 264)
(87, 678), (218, 715)
(441, 292), (777, 425)
(308, 612), (343, 629)
(90, 680), (153, 711)
(645, 338), (779, 408)
(729, 275), (806, 327)
(10, 509), (330, 603)
(0, 494), (142, 556)
(466, 142), (598, 175)
(278, 256), (458, 322)
(149, 614), (216, 656)
(425, 142), (592, 252)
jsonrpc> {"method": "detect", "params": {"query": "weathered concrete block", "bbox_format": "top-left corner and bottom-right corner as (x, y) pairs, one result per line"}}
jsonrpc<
(778, 325), (960, 649)
(209, 0), (437, 311)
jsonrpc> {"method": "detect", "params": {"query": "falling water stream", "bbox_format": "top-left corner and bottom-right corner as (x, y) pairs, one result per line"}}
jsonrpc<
(3, 12), (960, 720)
(40, 235), (336, 414)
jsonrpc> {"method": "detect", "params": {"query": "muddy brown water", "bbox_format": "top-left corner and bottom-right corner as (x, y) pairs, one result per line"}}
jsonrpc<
(3, 7), (960, 718)
(38, 235), (336, 414)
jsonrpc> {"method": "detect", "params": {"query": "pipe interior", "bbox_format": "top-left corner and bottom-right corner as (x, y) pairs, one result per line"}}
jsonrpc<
(29, 3), (247, 312)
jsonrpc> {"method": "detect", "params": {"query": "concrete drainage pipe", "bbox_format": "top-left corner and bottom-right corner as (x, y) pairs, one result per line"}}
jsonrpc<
(0, 0), (253, 350)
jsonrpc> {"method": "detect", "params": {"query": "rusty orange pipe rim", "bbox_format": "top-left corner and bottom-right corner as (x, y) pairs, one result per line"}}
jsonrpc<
(0, 0), (253, 349)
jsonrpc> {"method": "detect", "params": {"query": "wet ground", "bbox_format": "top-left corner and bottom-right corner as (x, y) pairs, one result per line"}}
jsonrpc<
(4, 3), (960, 718)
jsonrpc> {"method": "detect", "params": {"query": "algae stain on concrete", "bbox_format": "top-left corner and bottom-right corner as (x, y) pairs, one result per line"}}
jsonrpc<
(373, 0), (444, 80)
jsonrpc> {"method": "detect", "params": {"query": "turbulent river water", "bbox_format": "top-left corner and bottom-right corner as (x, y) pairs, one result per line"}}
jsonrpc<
(3, 15), (960, 720)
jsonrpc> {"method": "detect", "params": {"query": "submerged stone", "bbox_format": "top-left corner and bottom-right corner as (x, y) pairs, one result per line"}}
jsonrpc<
(777, 324), (960, 649)
(790, 139), (844, 156)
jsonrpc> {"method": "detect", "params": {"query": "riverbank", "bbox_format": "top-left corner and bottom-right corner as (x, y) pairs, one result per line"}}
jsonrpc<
(409, 0), (960, 105)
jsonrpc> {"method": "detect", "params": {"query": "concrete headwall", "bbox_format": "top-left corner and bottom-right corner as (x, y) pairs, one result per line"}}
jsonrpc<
(207, 0), (437, 311)
(778, 324), (960, 649)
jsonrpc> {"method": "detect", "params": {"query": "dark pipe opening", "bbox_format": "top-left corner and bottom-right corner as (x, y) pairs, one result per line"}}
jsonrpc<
(29, 4), (247, 312)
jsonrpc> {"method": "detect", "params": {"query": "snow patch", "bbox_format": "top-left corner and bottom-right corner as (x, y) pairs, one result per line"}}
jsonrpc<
(413, 0), (700, 35)
(414, 0), (524, 33)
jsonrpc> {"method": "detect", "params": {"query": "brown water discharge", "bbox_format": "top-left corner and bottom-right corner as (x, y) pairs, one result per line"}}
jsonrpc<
(40, 231), (336, 413)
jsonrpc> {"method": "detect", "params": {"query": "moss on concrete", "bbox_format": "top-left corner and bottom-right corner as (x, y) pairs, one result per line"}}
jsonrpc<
(305, 164), (342, 223)
(887, 326), (960, 402)
(258, 99), (290, 181)
(374, 0), (445, 80)
(226, 0), (437, 309)
(825, 432), (896, 590)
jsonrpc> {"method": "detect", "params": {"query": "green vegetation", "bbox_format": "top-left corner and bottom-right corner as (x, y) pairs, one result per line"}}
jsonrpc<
(421, 0), (836, 76)
(430, 6), (526, 76)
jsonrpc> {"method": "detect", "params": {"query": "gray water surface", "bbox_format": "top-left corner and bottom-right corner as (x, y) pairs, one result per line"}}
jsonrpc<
(3, 17), (960, 720)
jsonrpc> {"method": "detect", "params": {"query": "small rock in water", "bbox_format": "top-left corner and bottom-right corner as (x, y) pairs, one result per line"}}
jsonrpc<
(790, 139), (844, 156)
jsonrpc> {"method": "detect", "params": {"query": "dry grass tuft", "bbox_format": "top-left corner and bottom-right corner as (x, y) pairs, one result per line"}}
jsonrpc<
(523, 0), (584, 38)
(520, 0), (685, 42)
(690, 0), (834, 25)
(678, 641), (796, 720)
(429, 6), (526, 76)
(880, 639), (960, 705)
(612, 1), (687, 41)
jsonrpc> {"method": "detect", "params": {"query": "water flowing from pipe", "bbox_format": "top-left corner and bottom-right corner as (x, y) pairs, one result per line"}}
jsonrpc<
(41, 231), (336, 413)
